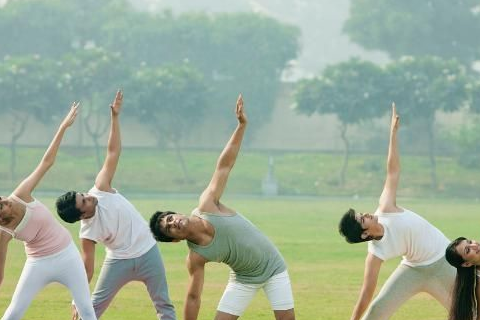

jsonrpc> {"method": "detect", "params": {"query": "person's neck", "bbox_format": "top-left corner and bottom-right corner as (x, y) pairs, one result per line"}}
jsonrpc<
(372, 223), (385, 240)
(186, 216), (214, 246)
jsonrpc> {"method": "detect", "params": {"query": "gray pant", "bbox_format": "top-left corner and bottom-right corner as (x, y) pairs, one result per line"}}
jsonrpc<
(362, 256), (456, 320)
(92, 245), (176, 320)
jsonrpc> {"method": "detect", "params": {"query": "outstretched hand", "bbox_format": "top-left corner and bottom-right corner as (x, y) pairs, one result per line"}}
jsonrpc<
(111, 89), (123, 116)
(71, 303), (79, 320)
(390, 102), (399, 133)
(236, 94), (247, 125)
(60, 102), (79, 129)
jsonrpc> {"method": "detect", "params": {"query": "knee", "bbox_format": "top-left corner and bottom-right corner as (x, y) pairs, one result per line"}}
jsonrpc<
(275, 309), (295, 320)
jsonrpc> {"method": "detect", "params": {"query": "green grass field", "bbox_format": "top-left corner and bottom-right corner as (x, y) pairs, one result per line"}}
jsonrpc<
(0, 197), (477, 320)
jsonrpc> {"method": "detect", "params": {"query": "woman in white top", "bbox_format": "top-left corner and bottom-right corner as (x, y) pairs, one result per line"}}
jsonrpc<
(445, 237), (480, 320)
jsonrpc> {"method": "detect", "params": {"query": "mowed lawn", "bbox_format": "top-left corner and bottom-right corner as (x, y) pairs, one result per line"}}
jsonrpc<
(0, 197), (477, 320)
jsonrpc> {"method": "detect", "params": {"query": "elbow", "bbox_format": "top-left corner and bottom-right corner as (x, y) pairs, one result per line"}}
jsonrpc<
(186, 291), (201, 304)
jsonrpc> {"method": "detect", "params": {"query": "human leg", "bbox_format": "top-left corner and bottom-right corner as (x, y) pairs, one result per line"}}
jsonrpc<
(90, 257), (134, 318)
(56, 243), (96, 320)
(423, 257), (456, 308)
(136, 245), (176, 320)
(1, 259), (50, 320)
(361, 264), (424, 320)
(216, 278), (260, 318)
(263, 271), (295, 320)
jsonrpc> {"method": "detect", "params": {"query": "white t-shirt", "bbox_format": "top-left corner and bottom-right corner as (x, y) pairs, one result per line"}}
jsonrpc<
(79, 186), (156, 259)
(477, 268), (480, 278)
(368, 208), (449, 267)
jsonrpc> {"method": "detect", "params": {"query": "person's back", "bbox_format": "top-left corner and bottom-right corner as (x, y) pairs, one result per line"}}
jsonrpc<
(370, 208), (449, 266)
(80, 186), (155, 259)
(187, 209), (286, 284)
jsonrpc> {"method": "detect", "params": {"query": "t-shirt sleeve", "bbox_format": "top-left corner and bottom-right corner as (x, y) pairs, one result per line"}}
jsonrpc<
(368, 241), (386, 261)
(476, 268), (480, 278)
(79, 220), (101, 243)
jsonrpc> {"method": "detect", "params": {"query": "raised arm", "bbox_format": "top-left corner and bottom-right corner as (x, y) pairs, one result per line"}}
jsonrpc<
(95, 90), (123, 192)
(198, 94), (246, 211)
(13, 102), (79, 202)
(350, 253), (383, 320)
(378, 103), (400, 213)
(184, 251), (206, 320)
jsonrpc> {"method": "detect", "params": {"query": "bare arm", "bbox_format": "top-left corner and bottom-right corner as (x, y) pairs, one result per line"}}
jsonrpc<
(95, 90), (123, 192)
(378, 103), (401, 213)
(81, 238), (96, 283)
(0, 232), (12, 288)
(13, 103), (79, 202)
(350, 253), (383, 320)
(198, 95), (246, 212)
(184, 250), (206, 320)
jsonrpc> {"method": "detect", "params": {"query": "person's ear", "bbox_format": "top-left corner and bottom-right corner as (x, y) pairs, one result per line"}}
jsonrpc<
(361, 231), (369, 240)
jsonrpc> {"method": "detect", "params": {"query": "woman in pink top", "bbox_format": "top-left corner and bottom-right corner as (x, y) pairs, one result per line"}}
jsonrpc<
(0, 103), (96, 320)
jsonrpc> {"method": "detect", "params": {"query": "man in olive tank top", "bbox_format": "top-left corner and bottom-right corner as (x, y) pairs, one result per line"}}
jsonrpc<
(149, 95), (295, 320)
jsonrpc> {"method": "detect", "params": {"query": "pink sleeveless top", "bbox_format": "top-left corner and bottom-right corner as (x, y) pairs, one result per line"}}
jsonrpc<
(0, 194), (71, 257)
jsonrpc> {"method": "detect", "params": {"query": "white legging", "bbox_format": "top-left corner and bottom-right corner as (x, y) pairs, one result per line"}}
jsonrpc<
(1, 242), (96, 320)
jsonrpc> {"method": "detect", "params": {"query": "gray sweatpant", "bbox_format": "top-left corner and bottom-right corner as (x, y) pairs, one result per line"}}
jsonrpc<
(91, 244), (176, 320)
(362, 256), (456, 320)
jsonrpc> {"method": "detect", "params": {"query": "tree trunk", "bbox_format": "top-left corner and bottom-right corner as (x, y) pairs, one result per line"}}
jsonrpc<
(426, 122), (438, 190)
(93, 137), (102, 170)
(84, 100), (109, 170)
(9, 114), (30, 182)
(172, 139), (191, 183)
(339, 123), (350, 188)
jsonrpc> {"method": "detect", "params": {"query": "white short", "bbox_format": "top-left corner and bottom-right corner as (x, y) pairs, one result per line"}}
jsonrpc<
(217, 270), (294, 316)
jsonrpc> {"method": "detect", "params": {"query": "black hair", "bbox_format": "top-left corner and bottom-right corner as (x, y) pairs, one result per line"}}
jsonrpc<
(149, 211), (176, 242)
(338, 208), (371, 243)
(446, 237), (477, 320)
(56, 191), (82, 223)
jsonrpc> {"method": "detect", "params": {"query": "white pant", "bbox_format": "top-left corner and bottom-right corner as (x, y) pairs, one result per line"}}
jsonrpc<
(217, 270), (294, 316)
(1, 242), (96, 320)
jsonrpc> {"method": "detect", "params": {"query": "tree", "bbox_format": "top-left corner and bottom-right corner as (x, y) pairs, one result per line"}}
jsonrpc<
(102, 11), (300, 141)
(127, 63), (208, 183)
(0, 55), (68, 181)
(294, 59), (386, 187)
(0, 0), (128, 59)
(62, 47), (128, 168)
(385, 56), (470, 189)
(344, 0), (480, 66)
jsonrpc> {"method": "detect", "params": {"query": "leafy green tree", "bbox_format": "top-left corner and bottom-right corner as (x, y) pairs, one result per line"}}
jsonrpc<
(344, 0), (480, 65)
(294, 59), (386, 187)
(62, 47), (128, 168)
(0, 55), (68, 181)
(127, 63), (208, 183)
(385, 56), (469, 189)
(0, 0), (128, 59)
(103, 11), (300, 141)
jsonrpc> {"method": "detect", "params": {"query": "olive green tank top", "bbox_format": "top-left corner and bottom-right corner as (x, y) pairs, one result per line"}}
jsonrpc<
(187, 210), (286, 284)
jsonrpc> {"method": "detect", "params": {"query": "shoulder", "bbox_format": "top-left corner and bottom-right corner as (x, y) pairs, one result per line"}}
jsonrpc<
(187, 250), (207, 270)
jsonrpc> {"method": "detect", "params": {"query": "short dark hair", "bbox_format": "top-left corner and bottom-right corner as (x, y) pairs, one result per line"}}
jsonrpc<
(149, 211), (176, 242)
(338, 208), (369, 243)
(56, 191), (82, 223)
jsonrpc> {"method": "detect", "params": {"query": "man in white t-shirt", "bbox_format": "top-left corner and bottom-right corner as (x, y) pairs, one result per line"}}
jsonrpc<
(55, 91), (176, 320)
(338, 104), (456, 320)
